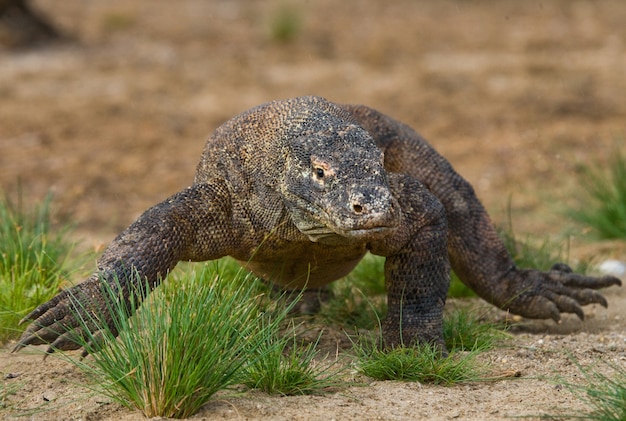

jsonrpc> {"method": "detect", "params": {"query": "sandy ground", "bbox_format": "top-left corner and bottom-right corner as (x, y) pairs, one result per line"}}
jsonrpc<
(1, 0), (626, 419)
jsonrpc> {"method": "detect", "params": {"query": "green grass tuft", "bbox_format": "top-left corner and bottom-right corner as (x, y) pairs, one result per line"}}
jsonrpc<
(243, 325), (344, 395)
(558, 359), (626, 421)
(351, 306), (504, 384)
(568, 146), (626, 240)
(65, 264), (290, 419)
(443, 307), (509, 352)
(353, 338), (486, 384)
(0, 191), (75, 342)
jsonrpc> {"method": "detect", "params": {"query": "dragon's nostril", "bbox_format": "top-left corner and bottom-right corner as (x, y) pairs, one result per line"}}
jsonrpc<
(353, 203), (363, 213)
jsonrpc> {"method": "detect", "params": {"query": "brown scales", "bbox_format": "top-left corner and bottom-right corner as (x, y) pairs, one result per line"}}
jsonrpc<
(13, 96), (621, 356)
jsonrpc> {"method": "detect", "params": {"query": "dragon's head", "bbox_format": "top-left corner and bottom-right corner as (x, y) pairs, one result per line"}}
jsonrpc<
(280, 103), (400, 244)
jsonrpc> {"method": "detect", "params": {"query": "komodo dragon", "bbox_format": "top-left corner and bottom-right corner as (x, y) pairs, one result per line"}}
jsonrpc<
(13, 96), (621, 355)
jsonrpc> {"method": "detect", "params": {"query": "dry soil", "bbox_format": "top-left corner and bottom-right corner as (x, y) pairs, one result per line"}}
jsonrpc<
(1, 1), (625, 420)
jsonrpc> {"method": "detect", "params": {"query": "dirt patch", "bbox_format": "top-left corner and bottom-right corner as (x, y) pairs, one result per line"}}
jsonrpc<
(1, 0), (625, 419)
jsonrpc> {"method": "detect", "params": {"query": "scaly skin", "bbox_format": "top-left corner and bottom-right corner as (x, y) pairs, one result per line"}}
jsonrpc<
(13, 96), (621, 356)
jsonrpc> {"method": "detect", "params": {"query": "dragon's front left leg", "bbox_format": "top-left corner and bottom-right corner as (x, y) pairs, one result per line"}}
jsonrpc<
(372, 175), (450, 350)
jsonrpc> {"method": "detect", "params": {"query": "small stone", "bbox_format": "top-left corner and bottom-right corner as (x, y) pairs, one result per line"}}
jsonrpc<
(42, 393), (56, 402)
(598, 260), (626, 276)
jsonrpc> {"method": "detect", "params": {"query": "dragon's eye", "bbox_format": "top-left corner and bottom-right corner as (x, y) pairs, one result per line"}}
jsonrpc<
(315, 168), (325, 179)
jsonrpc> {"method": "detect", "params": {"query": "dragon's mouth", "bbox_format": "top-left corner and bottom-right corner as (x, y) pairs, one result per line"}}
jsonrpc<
(335, 225), (397, 241)
(344, 226), (395, 237)
(301, 224), (396, 244)
(287, 194), (399, 244)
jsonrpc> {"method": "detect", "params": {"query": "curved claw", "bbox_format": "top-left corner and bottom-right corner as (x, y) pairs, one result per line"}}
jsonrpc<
(503, 266), (621, 323)
(18, 290), (69, 326)
(12, 299), (74, 353)
(524, 296), (561, 322)
(46, 327), (86, 354)
(568, 288), (609, 307)
(546, 269), (618, 310)
(551, 271), (622, 289)
(544, 291), (585, 320)
(12, 280), (111, 356)
(12, 311), (75, 353)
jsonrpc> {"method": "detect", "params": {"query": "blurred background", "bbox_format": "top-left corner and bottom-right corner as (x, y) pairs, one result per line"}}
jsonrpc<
(0, 0), (624, 255)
